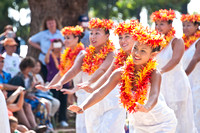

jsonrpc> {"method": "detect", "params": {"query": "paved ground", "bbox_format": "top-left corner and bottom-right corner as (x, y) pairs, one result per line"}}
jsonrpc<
(53, 110), (76, 133)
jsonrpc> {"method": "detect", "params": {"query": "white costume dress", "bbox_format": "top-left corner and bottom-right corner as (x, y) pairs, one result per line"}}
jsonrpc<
(0, 90), (10, 133)
(70, 50), (87, 133)
(156, 38), (196, 133)
(129, 92), (177, 133)
(183, 38), (200, 132)
(82, 72), (126, 133)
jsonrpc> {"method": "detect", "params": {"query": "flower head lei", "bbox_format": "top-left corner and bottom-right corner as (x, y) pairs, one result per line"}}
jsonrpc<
(88, 18), (114, 30)
(131, 26), (166, 49)
(181, 14), (200, 23)
(150, 9), (176, 22)
(119, 28), (164, 113)
(114, 20), (139, 35)
(61, 25), (83, 36)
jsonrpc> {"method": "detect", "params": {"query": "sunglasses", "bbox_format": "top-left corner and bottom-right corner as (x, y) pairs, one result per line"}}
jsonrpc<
(0, 61), (4, 63)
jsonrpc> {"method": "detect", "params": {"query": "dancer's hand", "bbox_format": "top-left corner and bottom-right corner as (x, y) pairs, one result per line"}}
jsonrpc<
(48, 82), (63, 91)
(68, 105), (84, 114)
(60, 87), (79, 95)
(135, 103), (149, 113)
(35, 85), (49, 91)
(78, 82), (93, 93)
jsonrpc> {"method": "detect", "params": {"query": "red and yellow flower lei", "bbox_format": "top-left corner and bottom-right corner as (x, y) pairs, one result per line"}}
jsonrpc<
(82, 40), (115, 75)
(183, 30), (200, 50)
(150, 9), (176, 22)
(59, 42), (84, 76)
(181, 14), (200, 23)
(114, 49), (128, 69)
(163, 28), (175, 49)
(120, 56), (157, 113)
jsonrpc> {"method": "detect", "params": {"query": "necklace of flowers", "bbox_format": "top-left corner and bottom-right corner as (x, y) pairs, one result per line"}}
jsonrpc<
(163, 28), (175, 49)
(119, 56), (157, 113)
(183, 30), (200, 50)
(59, 42), (84, 76)
(114, 48), (128, 70)
(82, 40), (115, 75)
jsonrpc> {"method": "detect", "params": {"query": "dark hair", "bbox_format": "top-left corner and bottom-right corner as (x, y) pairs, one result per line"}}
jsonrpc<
(73, 33), (85, 43)
(19, 57), (35, 71)
(52, 39), (63, 43)
(152, 46), (161, 52)
(194, 22), (200, 30)
(105, 29), (110, 35)
(42, 16), (60, 30)
(167, 20), (173, 24)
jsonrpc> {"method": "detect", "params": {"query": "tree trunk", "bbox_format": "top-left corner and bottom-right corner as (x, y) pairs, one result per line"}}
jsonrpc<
(27, 0), (88, 59)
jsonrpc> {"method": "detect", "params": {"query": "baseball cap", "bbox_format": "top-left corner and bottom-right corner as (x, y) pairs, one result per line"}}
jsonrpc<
(78, 15), (89, 22)
(3, 38), (18, 46)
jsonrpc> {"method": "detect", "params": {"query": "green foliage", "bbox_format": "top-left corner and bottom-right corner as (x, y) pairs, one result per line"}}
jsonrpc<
(89, 0), (189, 20)
(0, 0), (29, 42)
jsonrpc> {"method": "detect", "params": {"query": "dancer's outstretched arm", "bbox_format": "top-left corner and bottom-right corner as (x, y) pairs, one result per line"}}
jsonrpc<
(36, 53), (85, 91)
(68, 69), (121, 113)
(47, 54), (85, 90)
(78, 57), (116, 93)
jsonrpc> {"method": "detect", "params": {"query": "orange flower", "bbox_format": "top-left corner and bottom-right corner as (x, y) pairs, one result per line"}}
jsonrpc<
(82, 40), (115, 75)
(150, 9), (176, 22)
(183, 30), (200, 50)
(61, 25), (83, 36)
(88, 18), (114, 30)
(114, 20), (140, 35)
(162, 28), (175, 49)
(181, 14), (200, 23)
(114, 49), (128, 70)
(119, 56), (157, 113)
(59, 42), (84, 76)
(131, 27), (166, 49)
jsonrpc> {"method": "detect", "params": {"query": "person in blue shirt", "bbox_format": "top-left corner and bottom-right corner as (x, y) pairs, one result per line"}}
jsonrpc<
(28, 16), (64, 81)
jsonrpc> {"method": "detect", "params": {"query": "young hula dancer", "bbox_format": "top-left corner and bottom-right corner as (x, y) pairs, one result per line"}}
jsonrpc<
(151, 9), (196, 133)
(36, 25), (85, 131)
(68, 27), (177, 133)
(46, 18), (120, 133)
(181, 14), (200, 132)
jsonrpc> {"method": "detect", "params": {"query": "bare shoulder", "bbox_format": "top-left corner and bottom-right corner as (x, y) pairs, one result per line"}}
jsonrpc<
(107, 51), (115, 57)
(150, 69), (161, 81)
(196, 39), (200, 49)
(172, 37), (184, 46)
(111, 68), (123, 79)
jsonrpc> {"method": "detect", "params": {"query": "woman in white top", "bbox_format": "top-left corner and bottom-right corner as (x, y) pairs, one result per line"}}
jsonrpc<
(181, 14), (200, 132)
(36, 25), (86, 131)
(151, 9), (196, 133)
